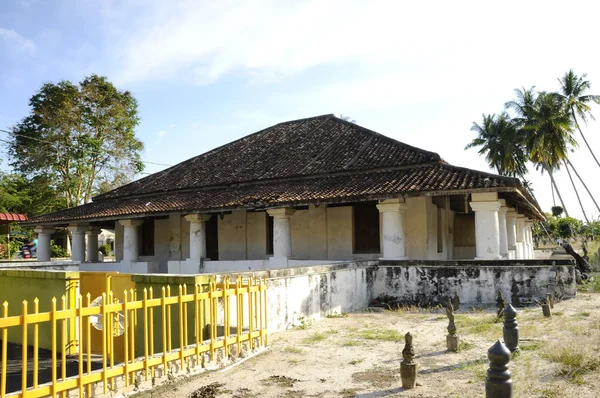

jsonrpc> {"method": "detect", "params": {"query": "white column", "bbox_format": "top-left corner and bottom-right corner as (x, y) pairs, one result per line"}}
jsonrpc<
(86, 228), (101, 262)
(119, 219), (144, 262)
(185, 214), (211, 260)
(516, 215), (525, 259)
(498, 202), (508, 259)
(505, 209), (517, 259)
(376, 199), (408, 260)
(34, 226), (55, 262)
(469, 200), (501, 260)
(525, 220), (533, 259)
(68, 224), (89, 262)
(267, 208), (296, 259)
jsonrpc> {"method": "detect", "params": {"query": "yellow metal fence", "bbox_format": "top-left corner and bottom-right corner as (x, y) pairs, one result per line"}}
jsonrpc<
(0, 276), (268, 398)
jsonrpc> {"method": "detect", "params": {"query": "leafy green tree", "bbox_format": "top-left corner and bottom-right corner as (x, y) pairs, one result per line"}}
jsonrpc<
(465, 113), (528, 177)
(557, 70), (600, 169)
(8, 74), (144, 209)
(0, 171), (30, 214)
(557, 217), (581, 238)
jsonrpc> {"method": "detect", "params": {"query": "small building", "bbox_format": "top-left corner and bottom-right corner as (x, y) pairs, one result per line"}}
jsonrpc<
(25, 115), (543, 273)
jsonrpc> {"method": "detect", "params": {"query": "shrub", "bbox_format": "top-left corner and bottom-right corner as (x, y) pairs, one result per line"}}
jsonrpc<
(50, 242), (69, 258)
(99, 243), (112, 256)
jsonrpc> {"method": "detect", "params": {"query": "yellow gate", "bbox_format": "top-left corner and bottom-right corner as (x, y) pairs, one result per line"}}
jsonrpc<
(79, 272), (135, 363)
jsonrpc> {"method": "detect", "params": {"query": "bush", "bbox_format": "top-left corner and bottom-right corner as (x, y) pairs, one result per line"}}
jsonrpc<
(99, 243), (112, 256)
(50, 243), (69, 258)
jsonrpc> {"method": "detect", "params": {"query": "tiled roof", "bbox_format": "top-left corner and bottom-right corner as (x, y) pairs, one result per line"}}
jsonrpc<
(27, 114), (543, 224)
(0, 213), (28, 224)
(96, 114), (440, 200)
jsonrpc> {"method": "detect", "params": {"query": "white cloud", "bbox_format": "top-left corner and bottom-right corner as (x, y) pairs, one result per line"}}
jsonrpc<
(157, 130), (167, 137)
(0, 28), (35, 56)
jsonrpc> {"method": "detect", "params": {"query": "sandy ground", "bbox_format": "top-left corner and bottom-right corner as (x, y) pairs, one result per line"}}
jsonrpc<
(131, 287), (600, 398)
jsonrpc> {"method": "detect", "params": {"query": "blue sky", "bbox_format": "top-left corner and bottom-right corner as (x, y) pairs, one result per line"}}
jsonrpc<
(1, 0), (599, 220)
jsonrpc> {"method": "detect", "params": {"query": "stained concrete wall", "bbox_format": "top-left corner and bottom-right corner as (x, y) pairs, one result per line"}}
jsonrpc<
(373, 260), (576, 307)
(251, 259), (576, 332)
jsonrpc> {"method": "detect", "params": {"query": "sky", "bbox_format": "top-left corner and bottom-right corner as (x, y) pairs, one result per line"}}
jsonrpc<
(1, 0), (599, 221)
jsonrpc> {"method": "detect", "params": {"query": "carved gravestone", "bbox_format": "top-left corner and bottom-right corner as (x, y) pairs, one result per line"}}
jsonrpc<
(452, 292), (460, 312)
(496, 291), (506, 318)
(502, 304), (519, 353)
(401, 332), (417, 389)
(485, 340), (512, 398)
(446, 298), (459, 352)
(542, 302), (551, 318)
(546, 293), (554, 309)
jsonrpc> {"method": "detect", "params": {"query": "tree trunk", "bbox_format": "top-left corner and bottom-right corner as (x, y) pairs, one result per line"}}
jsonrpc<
(563, 160), (590, 224)
(551, 180), (556, 206)
(565, 158), (600, 213)
(573, 109), (600, 169)
(548, 168), (569, 217)
(563, 242), (591, 274)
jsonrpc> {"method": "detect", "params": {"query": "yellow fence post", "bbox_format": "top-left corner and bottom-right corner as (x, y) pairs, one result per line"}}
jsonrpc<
(178, 285), (185, 371)
(1, 302), (8, 398)
(33, 298), (39, 390)
(143, 288), (149, 381)
(21, 300), (27, 398)
(51, 297), (57, 397)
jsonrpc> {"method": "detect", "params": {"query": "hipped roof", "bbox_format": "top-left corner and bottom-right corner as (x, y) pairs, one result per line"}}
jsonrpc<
(26, 114), (544, 225)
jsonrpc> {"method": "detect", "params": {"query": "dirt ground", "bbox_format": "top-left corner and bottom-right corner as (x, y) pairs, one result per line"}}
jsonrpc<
(131, 284), (600, 398)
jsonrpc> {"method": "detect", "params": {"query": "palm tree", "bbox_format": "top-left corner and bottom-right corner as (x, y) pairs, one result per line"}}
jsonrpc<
(465, 113), (528, 177)
(557, 70), (600, 169)
(506, 89), (574, 216)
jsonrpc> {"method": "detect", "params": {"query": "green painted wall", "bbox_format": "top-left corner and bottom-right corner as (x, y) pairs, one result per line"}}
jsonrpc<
(0, 270), (79, 353)
(131, 274), (211, 357)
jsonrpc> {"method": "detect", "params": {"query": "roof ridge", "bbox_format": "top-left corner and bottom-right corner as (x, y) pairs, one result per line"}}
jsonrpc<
(330, 115), (442, 163)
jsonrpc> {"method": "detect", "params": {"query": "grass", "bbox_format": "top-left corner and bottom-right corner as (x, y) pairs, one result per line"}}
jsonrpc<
(543, 340), (600, 383)
(283, 346), (304, 354)
(352, 328), (404, 342)
(326, 312), (348, 318)
(340, 340), (365, 347)
(302, 332), (328, 344)
(457, 341), (476, 352)
(455, 314), (503, 337)
(349, 359), (364, 365)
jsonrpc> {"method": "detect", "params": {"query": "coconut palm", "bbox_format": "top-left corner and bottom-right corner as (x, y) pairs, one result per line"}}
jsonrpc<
(506, 89), (575, 216)
(465, 113), (528, 177)
(557, 70), (600, 168)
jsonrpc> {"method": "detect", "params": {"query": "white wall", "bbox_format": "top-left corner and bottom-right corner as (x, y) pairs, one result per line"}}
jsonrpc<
(218, 210), (247, 260)
(246, 211), (268, 260)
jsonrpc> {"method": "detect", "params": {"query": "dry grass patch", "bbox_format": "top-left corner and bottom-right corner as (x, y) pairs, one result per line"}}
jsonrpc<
(543, 339), (600, 384)
(302, 332), (328, 344)
(352, 366), (397, 388)
(352, 328), (404, 342)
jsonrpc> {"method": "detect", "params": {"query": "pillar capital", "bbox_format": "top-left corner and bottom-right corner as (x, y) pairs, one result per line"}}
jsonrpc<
(498, 207), (508, 215)
(267, 208), (296, 219)
(119, 219), (144, 228)
(184, 213), (212, 223)
(87, 227), (102, 235)
(34, 226), (56, 235)
(505, 208), (517, 219)
(68, 224), (90, 234)
(469, 201), (501, 212)
(377, 199), (407, 213)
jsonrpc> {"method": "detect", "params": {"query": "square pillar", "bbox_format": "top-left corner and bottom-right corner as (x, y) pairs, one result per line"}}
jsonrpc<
(525, 219), (533, 259)
(86, 228), (102, 262)
(185, 214), (212, 260)
(469, 200), (501, 260)
(118, 219), (144, 262)
(68, 224), (89, 262)
(376, 199), (408, 260)
(34, 226), (55, 262)
(498, 200), (508, 259)
(267, 208), (296, 260)
(505, 209), (517, 259)
(515, 215), (525, 259)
